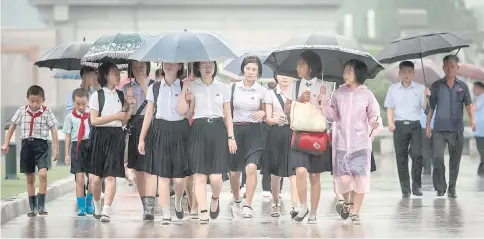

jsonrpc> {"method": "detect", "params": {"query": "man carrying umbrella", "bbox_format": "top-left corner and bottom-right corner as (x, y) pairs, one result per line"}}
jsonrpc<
(426, 55), (476, 198)
(384, 61), (427, 198)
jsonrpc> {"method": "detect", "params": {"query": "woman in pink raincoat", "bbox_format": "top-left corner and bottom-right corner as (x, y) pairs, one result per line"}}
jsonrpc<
(324, 59), (382, 223)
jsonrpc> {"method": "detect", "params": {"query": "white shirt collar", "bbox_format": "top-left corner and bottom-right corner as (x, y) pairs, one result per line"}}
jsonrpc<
(300, 77), (317, 87)
(25, 105), (45, 113)
(102, 87), (117, 93)
(160, 77), (181, 87)
(236, 81), (261, 91)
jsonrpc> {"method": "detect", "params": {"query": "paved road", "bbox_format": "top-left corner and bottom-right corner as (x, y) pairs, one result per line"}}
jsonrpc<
(2, 155), (484, 238)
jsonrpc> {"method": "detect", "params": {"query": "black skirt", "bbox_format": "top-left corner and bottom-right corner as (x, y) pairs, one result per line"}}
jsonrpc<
(145, 119), (191, 178)
(89, 127), (126, 178)
(189, 118), (229, 175)
(126, 116), (144, 171)
(261, 125), (295, 177)
(228, 123), (265, 172)
(291, 133), (332, 174)
(70, 140), (90, 174)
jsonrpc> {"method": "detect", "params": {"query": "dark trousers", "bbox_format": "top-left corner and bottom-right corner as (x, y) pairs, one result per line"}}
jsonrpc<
(241, 170), (283, 192)
(476, 137), (484, 175)
(421, 129), (433, 174)
(393, 121), (423, 194)
(432, 131), (464, 192)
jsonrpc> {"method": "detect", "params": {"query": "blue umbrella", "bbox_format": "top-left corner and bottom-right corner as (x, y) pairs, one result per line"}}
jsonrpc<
(128, 30), (237, 63)
(52, 70), (81, 80)
(221, 53), (274, 79)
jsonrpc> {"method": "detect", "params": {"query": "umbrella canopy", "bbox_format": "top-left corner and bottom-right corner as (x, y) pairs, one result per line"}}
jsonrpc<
(376, 32), (471, 64)
(82, 33), (152, 64)
(385, 59), (444, 86)
(52, 70), (82, 80)
(221, 53), (274, 79)
(128, 30), (237, 63)
(35, 41), (93, 70)
(264, 33), (384, 82)
(457, 63), (484, 81)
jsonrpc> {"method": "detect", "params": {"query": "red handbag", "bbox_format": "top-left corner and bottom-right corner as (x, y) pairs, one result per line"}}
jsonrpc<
(291, 131), (330, 156)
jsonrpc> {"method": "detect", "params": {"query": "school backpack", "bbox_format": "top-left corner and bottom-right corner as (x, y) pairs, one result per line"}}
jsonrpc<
(97, 89), (125, 116)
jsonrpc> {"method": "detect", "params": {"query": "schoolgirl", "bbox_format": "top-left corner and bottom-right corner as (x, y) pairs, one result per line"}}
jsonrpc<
(89, 62), (135, 223)
(138, 62), (190, 225)
(261, 74), (299, 218)
(123, 60), (157, 221)
(228, 56), (267, 219)
(178, 61), (236, 224)
(283, 50), (332, 223)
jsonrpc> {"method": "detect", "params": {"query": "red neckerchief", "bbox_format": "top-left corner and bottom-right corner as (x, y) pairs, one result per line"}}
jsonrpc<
(72, 109), (89, 158)
(25, 105), (46, 137)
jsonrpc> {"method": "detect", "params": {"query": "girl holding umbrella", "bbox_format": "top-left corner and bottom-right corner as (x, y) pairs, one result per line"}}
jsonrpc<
(283, 50), (331, 223)
(178, 61), (236, 224)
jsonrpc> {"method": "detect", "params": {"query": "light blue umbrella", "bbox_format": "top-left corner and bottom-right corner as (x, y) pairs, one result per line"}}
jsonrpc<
(52, 70), (81, 80)
(221, 53), (274, 79)
(128, 30), (237, 63)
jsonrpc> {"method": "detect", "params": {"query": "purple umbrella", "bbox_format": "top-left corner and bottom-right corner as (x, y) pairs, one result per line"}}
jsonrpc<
(385, 59), (444, 86)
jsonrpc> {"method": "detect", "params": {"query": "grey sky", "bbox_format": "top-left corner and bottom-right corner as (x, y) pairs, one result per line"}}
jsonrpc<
(1, 0), (45, 29)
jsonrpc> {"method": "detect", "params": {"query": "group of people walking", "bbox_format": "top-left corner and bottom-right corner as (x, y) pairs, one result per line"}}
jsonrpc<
(25, 46), (480, 225)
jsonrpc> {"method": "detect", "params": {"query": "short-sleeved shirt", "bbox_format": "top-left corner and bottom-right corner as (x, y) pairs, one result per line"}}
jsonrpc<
(264, 85), (288, 119)
(231, 81), (267, 123)
(146, 78), (184, 121)
(122, 79), (152, 116)
(287, 77), (323, 106)
(384, 81), (426, 121)
(475, 94), (484, 137)
(429, 78), (472, 132)
(62, 109), (90, 141)
(191, 78), (231, 119)
(88, 87), (123, 127)
(11, 105), (58, 140)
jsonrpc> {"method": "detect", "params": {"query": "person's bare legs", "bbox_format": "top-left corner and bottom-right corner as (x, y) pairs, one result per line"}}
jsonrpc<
(271, 175), (282, 202)
(173, 178), (186, 212)
(294, 167), (308, 221)
(158, 177), (171, 223)
(194, 173), (209, 223)
(185, 175), (198, 214)
(209, 174), (223, 217)
(308, 173), (321, 222)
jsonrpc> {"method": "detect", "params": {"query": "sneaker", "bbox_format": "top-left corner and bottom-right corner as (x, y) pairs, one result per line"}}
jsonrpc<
(161, 217), (171, 225)
(230, 201), (242, 217)
(351, 214), (361, 224)
(308, 215), (317, 224)
(100, 215), (110, 223)
(199, 211), (209, 224)
(335, 200), (344, 217)
(241, 205), (254, 218)
(270, 203), (281, 217)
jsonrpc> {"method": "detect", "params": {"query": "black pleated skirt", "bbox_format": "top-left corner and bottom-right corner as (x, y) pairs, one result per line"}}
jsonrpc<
(189, 118), (229, 175)
(261, 125), (295, 177)
(89, 127), (125, 178)
(291, 132), (332, 174)
(144, 119), (190, 178)
(126, 115), (144, 171)
(228, 123), (266, 172)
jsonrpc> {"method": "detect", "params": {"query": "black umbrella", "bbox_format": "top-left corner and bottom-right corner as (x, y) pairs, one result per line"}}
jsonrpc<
(34, 40), (93, 70)
(376, 32), (471, 64)
(264, 33), (384, 82)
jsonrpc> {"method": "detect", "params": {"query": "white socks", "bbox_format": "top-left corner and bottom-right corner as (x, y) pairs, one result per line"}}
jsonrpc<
(162, 207), (171, 219)
(102, 205), (111, 217)
(94, 200), (102, 215)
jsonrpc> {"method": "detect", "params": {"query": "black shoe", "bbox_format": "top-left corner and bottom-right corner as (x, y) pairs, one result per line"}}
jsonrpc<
(294, 208), (308, 222)
(290, 208), (298, 219)
(93, 214), (102, 219)
(339, 202), (352, 220)
(412, 189), (423, 196)
(37, 193), (48, 215)
(209, 196), (220, 219)
(170, 189), (175, 197)
(175, 206), (184, 220)
(437, 191), (446, 197)
(402, 192), (411, 198)
(448, 190), (457, 198)
(27, 195), (37, 217)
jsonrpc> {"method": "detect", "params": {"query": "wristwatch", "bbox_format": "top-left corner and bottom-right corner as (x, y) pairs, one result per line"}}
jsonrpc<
(228, 136), (235, 140)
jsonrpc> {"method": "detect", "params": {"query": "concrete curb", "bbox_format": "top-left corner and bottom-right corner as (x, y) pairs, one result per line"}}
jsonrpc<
(0, 176), (75, 225)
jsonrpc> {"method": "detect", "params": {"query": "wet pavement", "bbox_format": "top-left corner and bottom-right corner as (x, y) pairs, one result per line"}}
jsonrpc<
(2, 155), (484, 238)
